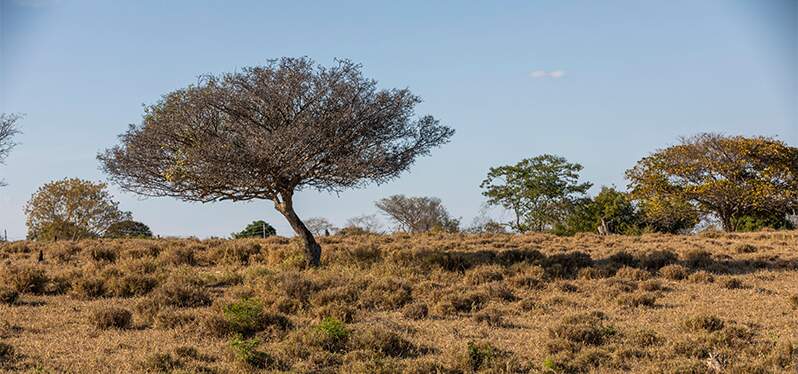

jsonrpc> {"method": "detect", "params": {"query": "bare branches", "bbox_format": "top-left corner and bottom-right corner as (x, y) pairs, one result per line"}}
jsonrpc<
(0, 113), (22, 187)
(99, 57), (454, 203)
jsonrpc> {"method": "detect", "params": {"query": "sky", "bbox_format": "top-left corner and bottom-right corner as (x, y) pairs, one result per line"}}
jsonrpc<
(0, 0), (796, 240)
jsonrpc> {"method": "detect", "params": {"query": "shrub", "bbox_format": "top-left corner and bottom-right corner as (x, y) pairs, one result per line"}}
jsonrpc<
(150, 279), (212, 308)
(2, 265), (48, 294)
(92, 307), (133, 330)
(216, 242), (261, 265)
(139, 352), (182, 372)
(549, 312), (617, 346)
(688, 271), (715, 283)
(659, 264), (688, 280)
(466, 341), (498, 372)
(161, 247), (196, 266)
(789, 295), (798, 309)
(229, 334), (273, 368)
(683, 249), (713, 268)
(89, 247), (117, 263)
(402, 303), (429, 320)
(0, 288), (19, 305)
(73, 276), (107, 299)
(436, 291), (487, 315)
(315, 317), (349, 352)
(640, 279), (663, 291)
(351, 327), (418, 358)
(223, 298), (264, 336)
(684, 315), (724, 332)
(617, 292), (658, 308)
(734, 243), (757, 254)
(473, 306), (505, 327)
(0, 343), (14, 364)
(154, 309), (198, 329)
(615, 266), (650, 281)
(639, 250), (677, 271)
(358, 277), (413, 310)
(464, 265), (504, 285)
(108, 274), (158, 297)
(721, 277), (745, 289)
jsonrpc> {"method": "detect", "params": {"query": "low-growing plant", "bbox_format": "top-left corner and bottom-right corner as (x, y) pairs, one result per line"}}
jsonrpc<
(150, 279), (211, 308)
(229, 334), (273, 368)
(315, 317), (349, 352)
(721, 277), (745, 289)
(684, 314), (724, 332)
(73, 276), (107, 299)
(402, 302), (429, 320)
(733, 243), (757, 254)
(0, 288), (19, 305)
(1, 265), (48, 294)
(689, 270), (715, 283)
(617, 292), (658, 308)
(466, 341), (498, 372)
(659, 264), (689, 280)
(92, 306), (133, 330)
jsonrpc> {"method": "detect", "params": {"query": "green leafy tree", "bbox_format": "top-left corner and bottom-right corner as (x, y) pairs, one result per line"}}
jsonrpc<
(627, 134), (798, 231)
(233, 220), (276, 239)
(25, 178), (131, 240)
(480, 154), (592, 232)
(556, 187), (641, 235)
(104, 220), (153, 238)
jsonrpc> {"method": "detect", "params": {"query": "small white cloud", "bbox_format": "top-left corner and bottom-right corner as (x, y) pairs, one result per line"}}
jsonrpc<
(529, 69), (566, 79)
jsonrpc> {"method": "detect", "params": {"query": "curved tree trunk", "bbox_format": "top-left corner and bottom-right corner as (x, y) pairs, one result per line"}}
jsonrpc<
(275, 192), (322, 267)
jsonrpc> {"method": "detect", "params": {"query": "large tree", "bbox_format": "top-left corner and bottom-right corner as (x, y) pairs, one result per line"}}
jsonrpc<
(99, 57), (453, 266)
(376, 195), (460, 233)
(0, 113), (22, 187)
(480, 154), (592, 232)
(626, 133), (798, 231)
(25, 178), (131, 240)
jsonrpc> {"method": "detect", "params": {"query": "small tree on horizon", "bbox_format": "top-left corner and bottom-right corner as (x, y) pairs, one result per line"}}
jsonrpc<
(233, 220), (277, 239)
(104, 220), (153, 238)
(25, 178), (131, 241)
(376, 195), (460, 233)
(480, 154), (592, 232)
(98, 57), (453, 266)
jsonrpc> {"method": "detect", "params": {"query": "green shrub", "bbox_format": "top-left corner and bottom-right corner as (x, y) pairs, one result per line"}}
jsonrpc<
(223, 298), (264, 336)
(229, 334), (273, 368)
(315, 317), (349, 352)
(232, 220), (276, 239)
(104, 220), (153, 238)
(466, 341), (497, 372)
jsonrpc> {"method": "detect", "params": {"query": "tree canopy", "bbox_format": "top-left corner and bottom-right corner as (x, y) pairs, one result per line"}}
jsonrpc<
(480, 154), (592, 232)
(376, 195), (460, 233)
(626, 133), (798, 231)
(99, 57), (453, 265)
(233, 220), (277, 239)
(25, 178), (131, 240)
(104, 220), (153, 238)
(0, 113), (22, 187)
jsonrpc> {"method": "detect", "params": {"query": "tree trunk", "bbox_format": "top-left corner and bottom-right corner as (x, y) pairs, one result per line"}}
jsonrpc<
(275, 192), (322, 267)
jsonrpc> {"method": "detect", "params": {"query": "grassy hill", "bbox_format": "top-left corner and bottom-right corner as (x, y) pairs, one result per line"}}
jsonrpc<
(1, 231), (796, 373)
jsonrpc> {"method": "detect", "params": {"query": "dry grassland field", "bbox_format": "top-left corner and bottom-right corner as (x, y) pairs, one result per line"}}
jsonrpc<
(0, 231), (797, 373)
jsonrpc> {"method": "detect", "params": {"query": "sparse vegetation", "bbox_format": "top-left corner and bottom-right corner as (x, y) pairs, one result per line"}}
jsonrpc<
(0, 231), (795, 372)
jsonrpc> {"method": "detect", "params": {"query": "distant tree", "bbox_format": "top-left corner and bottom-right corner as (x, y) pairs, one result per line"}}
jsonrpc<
(636, 194), (701, 234)
(376, 195), (460, 233)
(480, 154), (592, 232)
(233, 220), (277, 239)
(304, 217), (337, 236)
(104, 220), (153, 238)
(555, 187), (641, 235)
(0, 113), (22, 187)
(626, 134), (798, 231)
(25, 178), (131, 240)
(98, 57), (454, 266)
(342, 214), (383, 234)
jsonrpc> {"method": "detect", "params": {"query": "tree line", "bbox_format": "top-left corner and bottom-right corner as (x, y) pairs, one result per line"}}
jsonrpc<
(1, 57), (796, 268)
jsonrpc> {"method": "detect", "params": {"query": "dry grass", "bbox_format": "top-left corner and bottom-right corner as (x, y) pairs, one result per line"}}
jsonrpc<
(0, 231), (797, 373)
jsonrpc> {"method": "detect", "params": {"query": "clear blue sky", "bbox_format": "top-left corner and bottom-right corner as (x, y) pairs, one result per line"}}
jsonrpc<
(1, 0), (796, 240)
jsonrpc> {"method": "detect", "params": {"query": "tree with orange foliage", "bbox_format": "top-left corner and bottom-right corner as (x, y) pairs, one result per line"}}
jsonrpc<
(626, 134), (798, 232)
